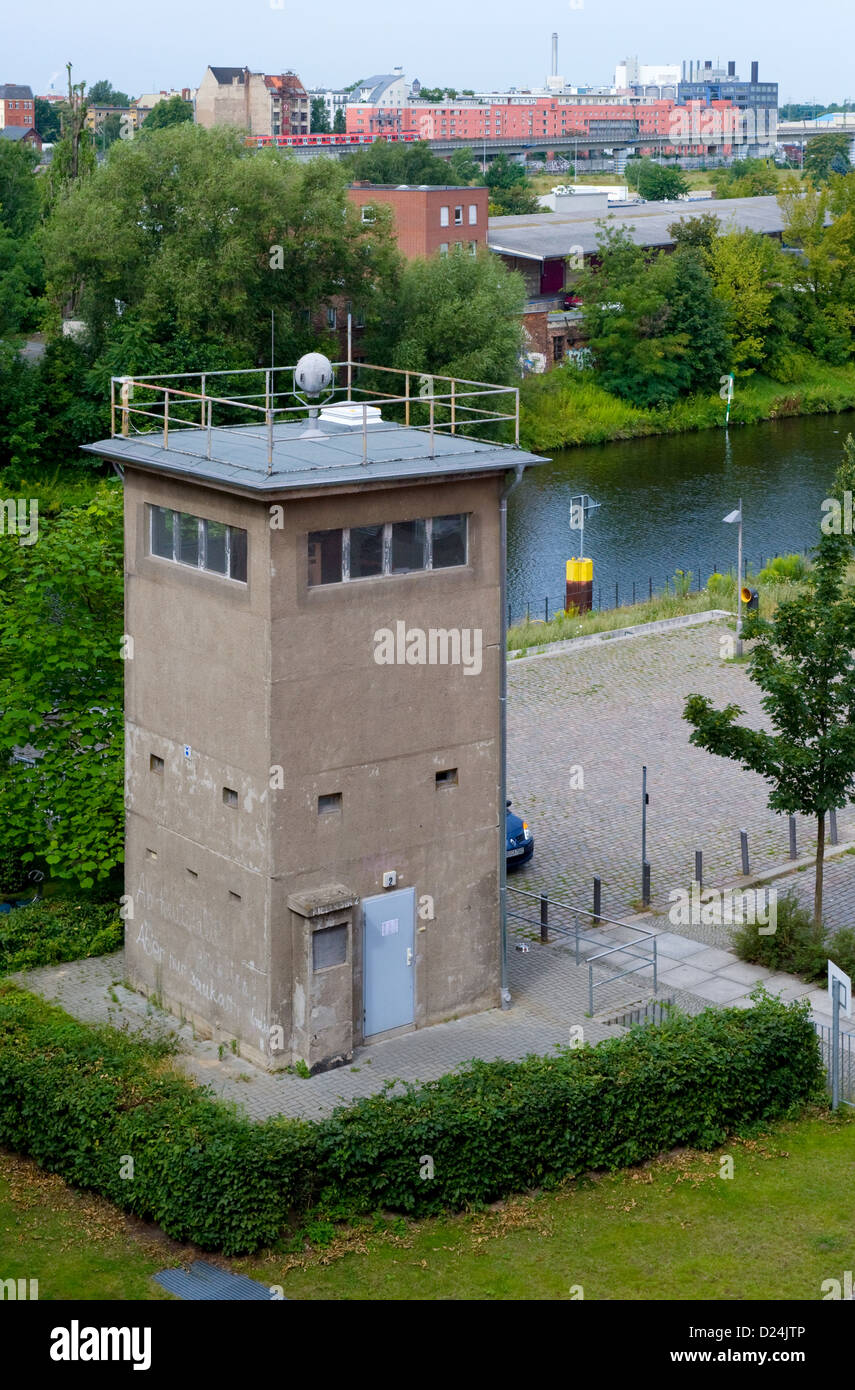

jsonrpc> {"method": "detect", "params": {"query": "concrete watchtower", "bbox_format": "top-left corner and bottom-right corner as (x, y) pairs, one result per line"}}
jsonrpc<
(84, 357), (545, 1071)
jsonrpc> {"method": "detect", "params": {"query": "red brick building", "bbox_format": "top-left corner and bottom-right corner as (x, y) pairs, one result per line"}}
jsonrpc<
(345, 184), (489, 260)
(0, 84), (35, 130)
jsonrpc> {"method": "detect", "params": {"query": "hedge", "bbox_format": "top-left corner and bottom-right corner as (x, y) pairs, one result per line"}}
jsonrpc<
(0, 984), (824, 1254)
(0, 899), (123, 975)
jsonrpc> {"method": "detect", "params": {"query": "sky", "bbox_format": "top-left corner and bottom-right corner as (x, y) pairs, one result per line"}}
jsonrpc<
(7, 0), (853, 104)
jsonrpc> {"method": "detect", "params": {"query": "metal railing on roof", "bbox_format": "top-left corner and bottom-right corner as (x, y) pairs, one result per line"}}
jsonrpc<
(109, 359), (521, 475)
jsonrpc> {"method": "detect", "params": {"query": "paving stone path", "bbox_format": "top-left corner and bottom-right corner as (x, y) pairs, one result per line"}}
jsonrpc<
(13, 622), (855, 1121)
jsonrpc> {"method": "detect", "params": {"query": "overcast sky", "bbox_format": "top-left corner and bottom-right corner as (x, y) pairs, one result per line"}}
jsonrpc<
(8, 0), (852, 104)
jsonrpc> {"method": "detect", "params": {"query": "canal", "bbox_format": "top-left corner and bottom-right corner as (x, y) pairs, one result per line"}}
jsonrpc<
(508, 413), (854, 622)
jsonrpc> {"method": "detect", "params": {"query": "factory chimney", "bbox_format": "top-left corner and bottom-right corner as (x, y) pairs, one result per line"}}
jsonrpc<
(727, 59), (736, 77)
(551, 32), (558, 78)
(750, 60), (759, 83)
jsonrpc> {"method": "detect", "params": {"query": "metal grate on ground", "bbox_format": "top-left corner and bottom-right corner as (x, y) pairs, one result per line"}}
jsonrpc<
(153, 1261), (282, 1301)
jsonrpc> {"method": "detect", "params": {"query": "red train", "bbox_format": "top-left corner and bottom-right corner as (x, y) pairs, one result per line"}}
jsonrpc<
(248, 132), (420, 149)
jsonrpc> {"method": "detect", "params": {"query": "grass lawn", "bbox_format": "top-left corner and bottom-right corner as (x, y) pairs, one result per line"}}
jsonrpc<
(4, 1112), (851, 1300)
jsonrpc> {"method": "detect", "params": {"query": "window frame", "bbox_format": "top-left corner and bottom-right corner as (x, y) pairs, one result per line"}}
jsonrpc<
(307, 515), (469, 588)
(439, 205), (450, 226)
(148, 505), (248, 584)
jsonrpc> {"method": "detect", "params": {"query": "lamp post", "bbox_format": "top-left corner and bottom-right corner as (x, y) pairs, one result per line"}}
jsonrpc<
(724, 499), (743, 655)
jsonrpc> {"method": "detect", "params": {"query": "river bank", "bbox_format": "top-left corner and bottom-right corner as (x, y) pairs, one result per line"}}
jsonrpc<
(519, 352), (855, 452)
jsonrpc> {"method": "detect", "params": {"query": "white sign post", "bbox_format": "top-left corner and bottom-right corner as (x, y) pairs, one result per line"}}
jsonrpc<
(828, 959), (852, 1111)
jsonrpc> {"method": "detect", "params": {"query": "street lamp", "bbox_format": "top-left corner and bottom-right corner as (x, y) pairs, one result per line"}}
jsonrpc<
(723, 500), (743, 655)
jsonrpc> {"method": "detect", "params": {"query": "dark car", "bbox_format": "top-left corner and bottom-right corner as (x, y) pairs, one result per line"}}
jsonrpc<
(506, 799), (533, 869)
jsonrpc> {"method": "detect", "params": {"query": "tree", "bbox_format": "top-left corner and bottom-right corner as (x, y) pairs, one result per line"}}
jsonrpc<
(41, 123), (400, 369)
(45, 63), (95, 199)
(368, 247), (525, 384)
(141, 95), (194, 131)
(712, 157), (778, 199)
(486, 153), (540, 215)
(684, 521), (855, 926)
(34, 97), (61, 143)
(778, 174), (855, 363)
(0, 483), (125, 889)
(626, 158), (689, 200)
(87, 80), (131, 108)
(333, 108), (346, 134)
(310, 97), (330, 134)
(0, 140), (44, 334)
(447, 146), (479, 185)
(709, 230), (789, 372)
(576, 225), (728, 406)
(342, 139), (451, 185)
(804, 133), (852, 183)
(667, 213), (722, 263)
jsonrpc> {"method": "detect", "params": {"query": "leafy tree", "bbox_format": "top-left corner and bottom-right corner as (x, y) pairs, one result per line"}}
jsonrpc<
(310, 97), (330, 134)
(709, 229), (790, 372)
(804, 133), (852, 184)
(447, 146), (479, 185)
(0, 141), (43, 334)
(625, 158), (689, 200)
(831, 151), (852, 176)
(577, 226), (728, 406)
(87, 80), (131, 108)
(667, 213), (722, 263)
(141, 95), (194, 131)
(486, 153), (540, 215)
(45, 64), (96, 201)
(777, 174), (855, 363)
(712, 157), (778, 199)
(333, 108), (346, 134)
(342, 139), (450, 185)
(98, 113), (124, 149)
(0, 483), (125, 889)
(34, 97), (61, 143)
(684, 524), (855, 926)
(41, 124), (400, 369)
(367, 247), (525, 384)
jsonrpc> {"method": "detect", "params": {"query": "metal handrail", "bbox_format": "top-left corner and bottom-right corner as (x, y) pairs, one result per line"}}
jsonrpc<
(507, 883), (658, 1015)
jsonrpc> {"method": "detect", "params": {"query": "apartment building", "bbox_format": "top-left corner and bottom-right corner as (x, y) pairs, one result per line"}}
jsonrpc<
(0, 84), (35, 129)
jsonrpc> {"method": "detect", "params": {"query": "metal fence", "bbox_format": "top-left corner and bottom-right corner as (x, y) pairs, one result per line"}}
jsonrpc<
(813, 1021), (855, 1108)
(507, 884), (657, 1015)
(508, 550), (813, 628)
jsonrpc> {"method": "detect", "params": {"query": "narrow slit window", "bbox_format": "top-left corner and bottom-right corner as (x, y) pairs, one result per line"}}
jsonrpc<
(150, 753), (164, 773)
(223, 787), (238, 808)
(318, 792), (342, 814)
(436, 768), (458, 787)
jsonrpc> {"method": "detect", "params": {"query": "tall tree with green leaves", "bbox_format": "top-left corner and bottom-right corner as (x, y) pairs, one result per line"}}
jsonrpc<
(141, 95), (194, 131)
(709, 229), (790, 372)
(626, 158), (689, 201)
(684, 515), (855, 925)
(804, 133), (852, 184)
(34, 97), (61, 143)
(367, 246), (525, 384)
(0, 483), (125, 889)
(333, 108), (346, 133)
(310, 97), (330, 133)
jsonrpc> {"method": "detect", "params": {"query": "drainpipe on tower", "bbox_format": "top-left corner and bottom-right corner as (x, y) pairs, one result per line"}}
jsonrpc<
(499, 462), (525, 1007)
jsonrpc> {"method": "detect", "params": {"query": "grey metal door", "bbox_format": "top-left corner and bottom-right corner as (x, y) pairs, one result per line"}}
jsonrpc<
(363, 888), (415, 1036)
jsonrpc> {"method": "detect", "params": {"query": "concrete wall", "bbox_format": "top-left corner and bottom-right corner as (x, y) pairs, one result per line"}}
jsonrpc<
(195, 68), (271, 135)
(123, 464), (503, 1068)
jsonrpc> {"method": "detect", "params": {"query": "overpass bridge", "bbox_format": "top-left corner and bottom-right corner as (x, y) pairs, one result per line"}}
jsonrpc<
(282, 128), (763, 164)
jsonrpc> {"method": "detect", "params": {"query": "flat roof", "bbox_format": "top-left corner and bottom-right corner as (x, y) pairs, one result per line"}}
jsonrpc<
(82, 417), (547, 497)
(488, 193), (788, 261)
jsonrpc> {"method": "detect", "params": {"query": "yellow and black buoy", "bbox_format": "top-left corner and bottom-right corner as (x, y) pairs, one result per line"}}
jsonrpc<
(566, 557), (593, 614)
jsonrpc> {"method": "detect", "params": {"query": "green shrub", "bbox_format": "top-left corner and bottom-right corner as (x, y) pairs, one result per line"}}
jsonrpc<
(758, 553), (808, 584)
(0, 899), (123, 974)
(827, 925), (855, 981)
(731, 891), (828, 981)
(0, 984), (823, 1251)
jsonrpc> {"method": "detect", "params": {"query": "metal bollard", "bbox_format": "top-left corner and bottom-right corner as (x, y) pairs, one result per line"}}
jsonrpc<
(694, 850), (703, 893)
(740, 828), (750, 876)
(540, 892), (549, 944)
(788, 815), (797, 860)
(830, 809), (839, 846)
(642, 860), (651, 907)
(593, 876), (601, 924)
